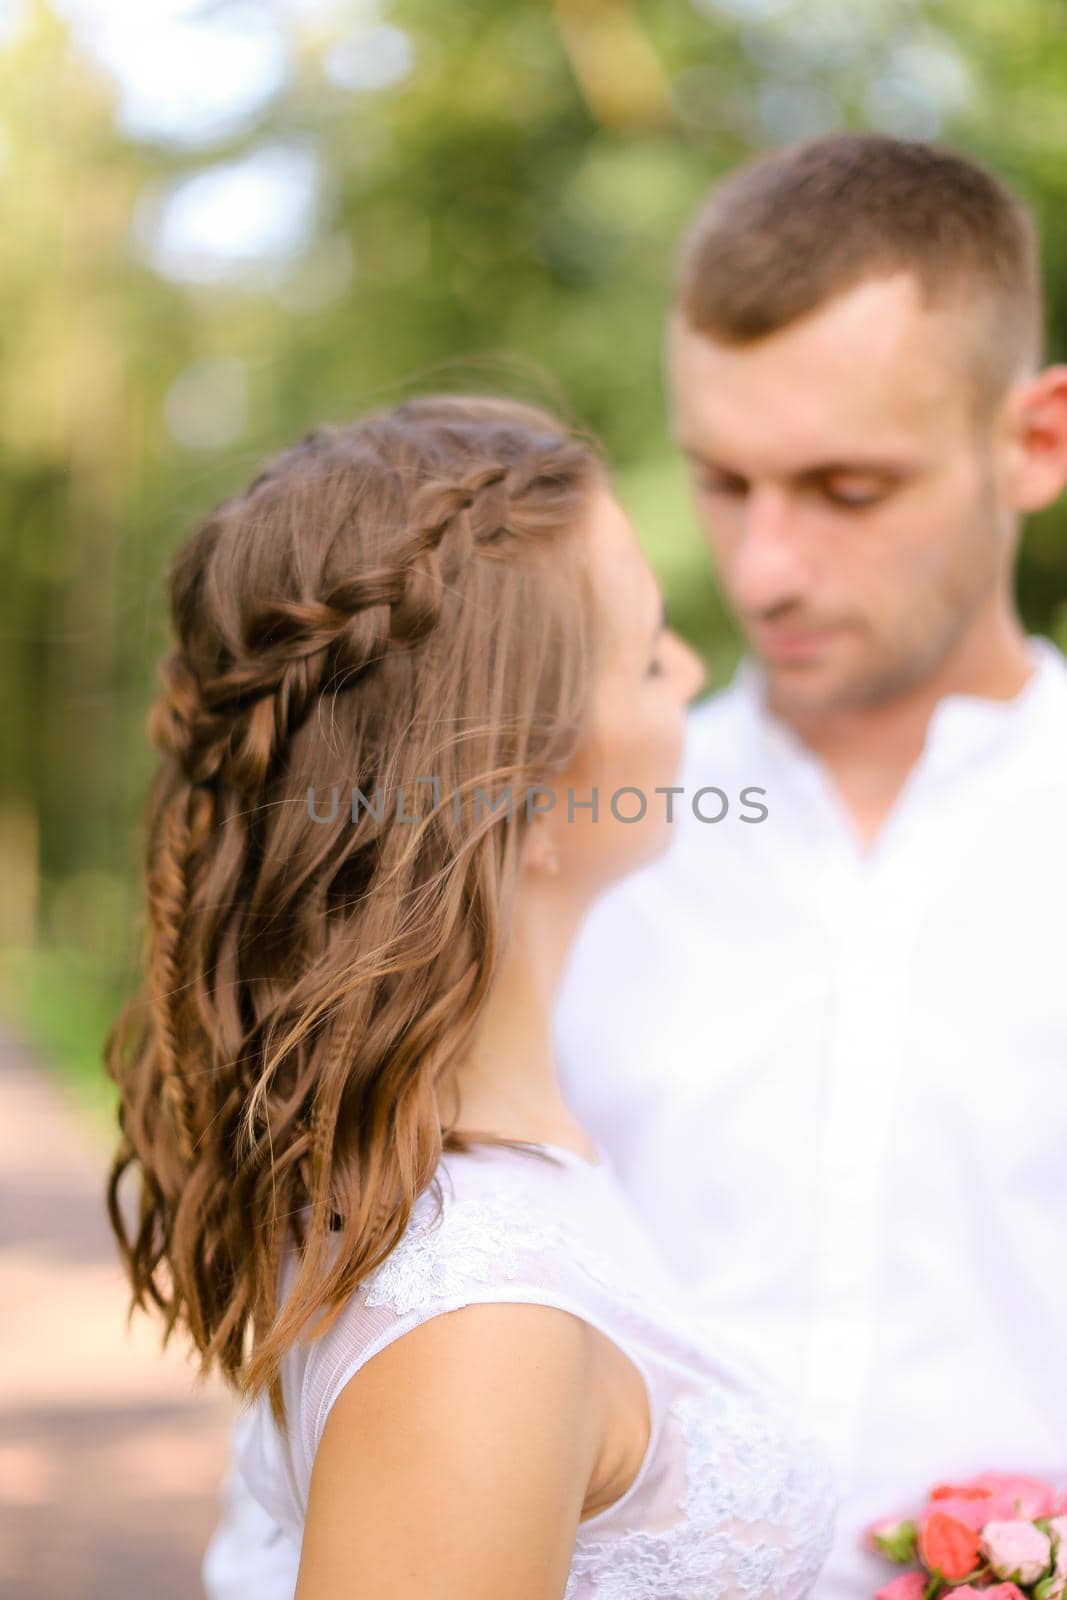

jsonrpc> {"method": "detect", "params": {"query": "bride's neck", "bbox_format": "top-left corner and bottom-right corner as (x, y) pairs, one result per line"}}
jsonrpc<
(442, 877), (591, 1148)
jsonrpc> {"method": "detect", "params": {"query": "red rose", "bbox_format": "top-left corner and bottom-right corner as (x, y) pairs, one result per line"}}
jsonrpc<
(918, 1511), (983, 1582)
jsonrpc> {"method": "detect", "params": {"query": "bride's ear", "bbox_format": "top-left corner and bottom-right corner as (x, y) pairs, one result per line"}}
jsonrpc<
(520, 816), (561, 878)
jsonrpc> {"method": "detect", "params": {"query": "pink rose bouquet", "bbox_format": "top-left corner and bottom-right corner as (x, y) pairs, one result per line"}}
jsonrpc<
(865, 1474), (1067, 1600)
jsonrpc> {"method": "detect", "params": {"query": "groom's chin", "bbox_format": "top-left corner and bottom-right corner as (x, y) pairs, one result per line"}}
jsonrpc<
(766, 662), (915, 722)
(760, 656), (848, 714)
(757, 635), (906, 720)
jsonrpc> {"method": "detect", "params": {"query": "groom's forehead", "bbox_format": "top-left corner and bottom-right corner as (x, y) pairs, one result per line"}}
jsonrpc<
(665, 294), (968, 458)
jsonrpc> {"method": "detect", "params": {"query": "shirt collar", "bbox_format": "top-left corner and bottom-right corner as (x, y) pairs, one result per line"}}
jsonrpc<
(728, 633), (1066, 790)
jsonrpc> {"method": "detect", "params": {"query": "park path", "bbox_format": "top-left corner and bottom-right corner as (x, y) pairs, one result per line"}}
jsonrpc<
(0, 1029), (242, 1599)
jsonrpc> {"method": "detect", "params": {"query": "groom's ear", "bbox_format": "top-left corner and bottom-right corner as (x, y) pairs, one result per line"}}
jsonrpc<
(1003, 364), (1067, 512)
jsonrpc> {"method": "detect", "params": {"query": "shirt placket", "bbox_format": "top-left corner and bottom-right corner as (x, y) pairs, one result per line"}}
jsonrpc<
(802, 854), (910, 1476)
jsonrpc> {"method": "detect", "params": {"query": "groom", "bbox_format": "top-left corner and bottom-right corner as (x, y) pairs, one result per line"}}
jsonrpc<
(554, 133), (1067, 1597)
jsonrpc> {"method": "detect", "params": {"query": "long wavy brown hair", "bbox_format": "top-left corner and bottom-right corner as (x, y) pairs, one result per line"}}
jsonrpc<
(104, 393), (605, 1432)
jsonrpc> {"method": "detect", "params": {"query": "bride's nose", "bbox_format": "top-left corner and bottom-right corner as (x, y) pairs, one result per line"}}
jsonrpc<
(681, 639), (707, 701)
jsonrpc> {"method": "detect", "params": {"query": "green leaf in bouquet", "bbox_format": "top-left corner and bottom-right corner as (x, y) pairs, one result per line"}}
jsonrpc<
(873, 1520), (920, 1564)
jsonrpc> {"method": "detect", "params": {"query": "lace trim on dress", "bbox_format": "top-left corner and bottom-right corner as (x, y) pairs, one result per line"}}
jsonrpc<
(360, 1183), (707, 1357)
(564, 1386), (838, 1600)
(362, 1188), (622, 1316)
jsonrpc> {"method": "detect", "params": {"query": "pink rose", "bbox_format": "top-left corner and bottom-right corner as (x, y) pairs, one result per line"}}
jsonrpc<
(952, 1588), (1025, 1600)
(925, 1480), (1027, 1529)
(874, 1574), (928, 1600)
(979, 1519), (1053, 1586)
(964, 1475), (1057, 1520)
(953, 1587), (1030, 1600)
(1033, 1520), (1067, 1600)
(1050, 1515), (1067, 1572)
(930, 1479), (998, 1502)
(918, 1511), (982, 1581)
(921, 1495), (1003, 1534)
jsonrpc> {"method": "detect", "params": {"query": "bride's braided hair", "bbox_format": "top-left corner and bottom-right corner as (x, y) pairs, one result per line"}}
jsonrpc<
(104, 394), (605, 1429)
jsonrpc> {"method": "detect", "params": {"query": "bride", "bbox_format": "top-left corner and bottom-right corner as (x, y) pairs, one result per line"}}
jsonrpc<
(104, 393), (837, 1598)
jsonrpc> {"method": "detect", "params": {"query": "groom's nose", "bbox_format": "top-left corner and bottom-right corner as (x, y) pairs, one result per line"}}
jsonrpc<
(728, 486), (812, 614)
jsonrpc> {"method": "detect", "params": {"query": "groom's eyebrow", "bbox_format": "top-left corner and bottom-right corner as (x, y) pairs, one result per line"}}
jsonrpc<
(794, 459), (919, 483)
(680, 444), (917, 481)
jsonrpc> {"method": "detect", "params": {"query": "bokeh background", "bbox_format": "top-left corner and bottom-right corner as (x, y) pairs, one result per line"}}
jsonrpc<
(1, 1), (1066, 1593)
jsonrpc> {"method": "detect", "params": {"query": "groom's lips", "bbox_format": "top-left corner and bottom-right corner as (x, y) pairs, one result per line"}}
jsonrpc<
(748, 620), (845, 660)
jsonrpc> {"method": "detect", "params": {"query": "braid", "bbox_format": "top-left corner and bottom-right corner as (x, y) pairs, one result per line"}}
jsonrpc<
(150, 459), (531, 798)
(144, 789), (198, 1166)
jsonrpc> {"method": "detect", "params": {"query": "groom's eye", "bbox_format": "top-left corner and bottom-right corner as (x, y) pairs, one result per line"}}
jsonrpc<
(695, 470), (747, 499)
(819, 475), (892, 509)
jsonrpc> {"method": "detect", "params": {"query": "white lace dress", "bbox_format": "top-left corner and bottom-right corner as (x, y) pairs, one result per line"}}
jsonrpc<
(202, 1140), (838, 1599)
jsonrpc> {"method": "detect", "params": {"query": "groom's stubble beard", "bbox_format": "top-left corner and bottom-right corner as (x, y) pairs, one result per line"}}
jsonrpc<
(755, 453), (1011, 723)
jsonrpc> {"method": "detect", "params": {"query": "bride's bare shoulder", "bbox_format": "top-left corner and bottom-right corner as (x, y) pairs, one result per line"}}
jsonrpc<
(297, 1301), (605, 1600)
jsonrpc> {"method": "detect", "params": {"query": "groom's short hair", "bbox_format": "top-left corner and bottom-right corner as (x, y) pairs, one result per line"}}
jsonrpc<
(675, 133), (1043, 414)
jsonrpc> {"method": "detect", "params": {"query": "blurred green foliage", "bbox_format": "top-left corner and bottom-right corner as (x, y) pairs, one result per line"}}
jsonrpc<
(1, 0), (1065, 1109)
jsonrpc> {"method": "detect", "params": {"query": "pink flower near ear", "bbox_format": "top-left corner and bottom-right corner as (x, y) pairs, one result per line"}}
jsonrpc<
(874, 1573), (928, 1600)
(979, 1520), (1053, 1586)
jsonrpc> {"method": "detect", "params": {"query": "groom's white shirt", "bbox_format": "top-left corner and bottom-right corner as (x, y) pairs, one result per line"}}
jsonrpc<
(553, 633), (1067, 1599)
